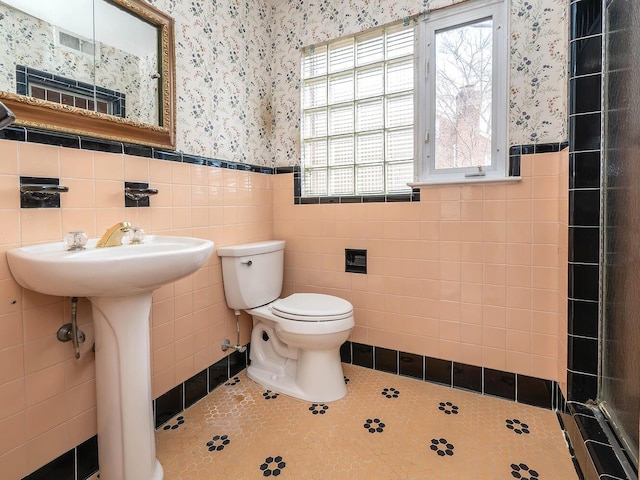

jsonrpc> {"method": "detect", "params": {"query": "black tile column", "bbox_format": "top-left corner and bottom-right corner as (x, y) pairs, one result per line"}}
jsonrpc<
(568, 0), (602, 404)
(566, 1), (635, 478)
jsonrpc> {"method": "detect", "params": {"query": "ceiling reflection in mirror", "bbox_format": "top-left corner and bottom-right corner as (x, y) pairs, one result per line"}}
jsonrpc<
(0, 0), (160, 126)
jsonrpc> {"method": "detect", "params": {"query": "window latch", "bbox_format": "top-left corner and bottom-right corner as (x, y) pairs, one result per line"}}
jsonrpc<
(425, 131), (430, 143)
(465, 166), (486, 178)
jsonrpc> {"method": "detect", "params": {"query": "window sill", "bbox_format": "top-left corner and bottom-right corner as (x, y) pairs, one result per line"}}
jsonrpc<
(408, 176), (521, 188)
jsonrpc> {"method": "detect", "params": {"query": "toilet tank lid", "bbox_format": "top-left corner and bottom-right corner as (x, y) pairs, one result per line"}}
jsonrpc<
(217, 240), (285, 257)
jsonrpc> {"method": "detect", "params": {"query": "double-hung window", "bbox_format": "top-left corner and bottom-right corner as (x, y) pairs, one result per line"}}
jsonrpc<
(301, 25), (415, 197)
(300, 0), (508, 197)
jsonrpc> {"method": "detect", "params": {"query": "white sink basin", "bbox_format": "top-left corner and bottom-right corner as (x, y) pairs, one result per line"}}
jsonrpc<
(7, 235), (213, 297)
(7, 234), (214, 480)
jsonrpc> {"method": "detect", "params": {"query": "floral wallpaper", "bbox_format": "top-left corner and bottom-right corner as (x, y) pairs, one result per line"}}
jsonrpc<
(148, 0), (274, 164)
(0, 4), (158, 125)
(508, 0), (568, 145)
(270, 0), (568, 166)
(1, 0), (567, 166)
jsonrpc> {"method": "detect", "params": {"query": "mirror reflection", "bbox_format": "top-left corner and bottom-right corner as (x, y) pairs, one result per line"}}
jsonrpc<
(0, 0), (160, 126)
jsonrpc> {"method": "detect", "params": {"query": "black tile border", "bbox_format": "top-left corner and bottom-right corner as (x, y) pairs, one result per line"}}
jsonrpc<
(346, 341), (558, 409)
(399, 351), (423, 380)
(484, 368), (516, 401)
(0, 125), (27, 141)
(452, 362), (482, 393)
(1, 128), (565, 205)
(568, 7), (605, 480)
(426, 356), (453, 386)
(76, 435), (99, 480)
(374, 346), (397, 374)
(154, 383), (183, 428)
(154, 347), (250, 429)
(1, 126), (278, 173)
(352, 342), (373, 369)
(184, 369), (208, 409)
(22, 435), (97, 480)
(26, 129), (80, 149)
(294, 142), (566, 205)
(22, 450), (75, 480)
(560, 398), (634, 480)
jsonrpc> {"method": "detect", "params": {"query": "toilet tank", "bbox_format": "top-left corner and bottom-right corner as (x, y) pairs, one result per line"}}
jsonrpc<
(217, 240), (285, 310)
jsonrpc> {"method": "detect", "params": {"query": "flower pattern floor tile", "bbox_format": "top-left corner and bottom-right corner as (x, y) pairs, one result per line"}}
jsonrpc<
(155, 364), (578, 479)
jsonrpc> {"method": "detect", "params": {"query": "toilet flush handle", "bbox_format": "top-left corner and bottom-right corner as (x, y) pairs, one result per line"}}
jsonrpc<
(241, 259), (253, 266)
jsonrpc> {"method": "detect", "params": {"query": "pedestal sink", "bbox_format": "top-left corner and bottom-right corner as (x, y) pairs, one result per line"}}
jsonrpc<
(7, 235), (214, 480)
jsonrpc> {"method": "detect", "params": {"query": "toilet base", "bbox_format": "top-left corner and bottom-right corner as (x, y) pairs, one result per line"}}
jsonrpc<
(245, 305), (353, 403)
(247, 347), (347, 403)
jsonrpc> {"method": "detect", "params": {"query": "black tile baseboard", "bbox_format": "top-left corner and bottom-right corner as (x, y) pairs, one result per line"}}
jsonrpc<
(352, 342), (373, 369)
(560, 401), (634, 480)
(484, 368), (516, 401)
(155, 347), (249, 429)
(374, 347), (398, 374)
(76, 436), (99, 480)
(185, 370), (208, 409)
(399, 351), (423, 380)
(345, 341), (559, 410)
(22, 451), (74, 480)
(22, 436), (97, 480)
(453, 362), (483, 393)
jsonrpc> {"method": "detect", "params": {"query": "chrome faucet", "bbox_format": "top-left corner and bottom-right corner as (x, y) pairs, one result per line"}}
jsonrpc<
(96, 221), (132, 248)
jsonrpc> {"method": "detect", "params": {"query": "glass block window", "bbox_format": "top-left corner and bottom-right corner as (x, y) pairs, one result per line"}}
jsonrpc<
(301, 25), (415, 197)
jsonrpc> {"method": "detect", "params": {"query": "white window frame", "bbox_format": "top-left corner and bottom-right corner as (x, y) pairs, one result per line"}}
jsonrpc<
(414, 0), (508, 185)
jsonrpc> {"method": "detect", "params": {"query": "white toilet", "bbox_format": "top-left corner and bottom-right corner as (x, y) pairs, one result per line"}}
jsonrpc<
(217, 240), (354, 402)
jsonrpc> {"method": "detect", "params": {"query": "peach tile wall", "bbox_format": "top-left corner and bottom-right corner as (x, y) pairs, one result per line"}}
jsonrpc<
(0, 140), (272, 478)
(273, 151), (569, 383)
(0, 142), (569, 478)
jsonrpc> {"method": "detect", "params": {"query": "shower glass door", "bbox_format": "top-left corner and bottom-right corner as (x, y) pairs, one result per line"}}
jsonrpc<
(601, 0), (640, 466)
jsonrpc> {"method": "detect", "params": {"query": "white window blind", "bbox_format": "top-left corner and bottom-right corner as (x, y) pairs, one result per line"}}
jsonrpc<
(301, 25), (415, 197)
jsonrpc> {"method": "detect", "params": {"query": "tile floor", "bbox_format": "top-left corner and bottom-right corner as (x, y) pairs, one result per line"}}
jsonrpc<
(155, 364), (579, 479)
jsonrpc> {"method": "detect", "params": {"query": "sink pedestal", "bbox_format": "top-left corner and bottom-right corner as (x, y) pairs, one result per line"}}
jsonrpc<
(91, 292), (163, 480)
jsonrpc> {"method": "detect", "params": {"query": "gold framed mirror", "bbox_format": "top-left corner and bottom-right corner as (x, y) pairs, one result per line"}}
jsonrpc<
(0, 0), (175, 149)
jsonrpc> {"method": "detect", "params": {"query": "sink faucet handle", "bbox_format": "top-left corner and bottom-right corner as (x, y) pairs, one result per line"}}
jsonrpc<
(130, 227), (145, 244)
(65, 231), (88, 251)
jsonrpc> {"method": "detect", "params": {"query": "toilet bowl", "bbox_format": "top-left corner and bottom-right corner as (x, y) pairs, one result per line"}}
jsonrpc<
(247, 293), (353, 402)
(217, 241), (354, 402)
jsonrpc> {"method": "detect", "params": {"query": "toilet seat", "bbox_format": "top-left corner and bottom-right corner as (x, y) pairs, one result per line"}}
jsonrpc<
(270, 293), (353, 321)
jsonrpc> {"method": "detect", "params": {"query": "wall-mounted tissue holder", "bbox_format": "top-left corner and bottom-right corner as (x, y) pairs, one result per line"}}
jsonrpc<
(345, 248), (367, 274)
(124, 182), (158, 207)
(20, 177), (69, 208)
